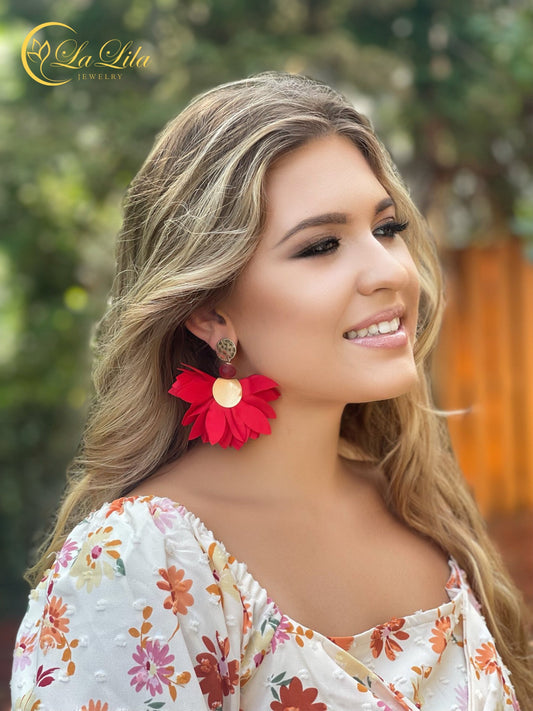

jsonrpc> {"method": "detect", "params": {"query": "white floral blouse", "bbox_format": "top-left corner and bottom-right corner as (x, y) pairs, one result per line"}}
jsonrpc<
(11, 496), (520, 710)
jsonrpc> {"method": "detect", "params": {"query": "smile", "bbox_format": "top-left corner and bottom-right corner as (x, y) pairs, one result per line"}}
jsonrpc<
(343, 316), (401, 340)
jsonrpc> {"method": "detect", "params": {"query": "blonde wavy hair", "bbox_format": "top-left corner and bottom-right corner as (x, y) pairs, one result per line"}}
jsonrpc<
(29, 70), (532, 706)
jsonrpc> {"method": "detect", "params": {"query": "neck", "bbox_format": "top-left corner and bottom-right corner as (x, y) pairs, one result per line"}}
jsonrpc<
(181, 395), (362, 503)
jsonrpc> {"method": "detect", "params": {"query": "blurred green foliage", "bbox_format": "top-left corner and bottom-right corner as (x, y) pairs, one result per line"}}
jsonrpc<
(1, 0), (532, 616)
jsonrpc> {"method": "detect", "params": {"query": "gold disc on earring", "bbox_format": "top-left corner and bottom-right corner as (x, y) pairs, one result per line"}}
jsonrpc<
(216, 337), (237, 363)
(212, 377), (242, 407)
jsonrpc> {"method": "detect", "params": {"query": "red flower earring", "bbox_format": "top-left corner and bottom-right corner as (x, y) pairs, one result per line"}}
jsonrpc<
(168, 338), (280, 449)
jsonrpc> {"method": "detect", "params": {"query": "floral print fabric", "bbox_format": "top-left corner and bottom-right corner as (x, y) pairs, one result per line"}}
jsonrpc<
(11, 496), (519, 710)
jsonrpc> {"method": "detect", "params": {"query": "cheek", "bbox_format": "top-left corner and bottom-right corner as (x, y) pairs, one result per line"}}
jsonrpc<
(403, 255), (421, 341)
(394, 239), (420, 297)
(228, 267), (337, 374)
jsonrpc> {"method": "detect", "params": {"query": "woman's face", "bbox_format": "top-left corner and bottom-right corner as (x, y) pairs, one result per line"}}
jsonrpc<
(219, 133), (421, 406)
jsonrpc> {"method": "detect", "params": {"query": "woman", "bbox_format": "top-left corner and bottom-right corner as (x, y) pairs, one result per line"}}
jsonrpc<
(12, 71), (532, 710)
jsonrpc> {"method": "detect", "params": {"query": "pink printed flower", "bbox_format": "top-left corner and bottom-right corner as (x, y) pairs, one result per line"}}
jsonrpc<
(454, 684), (468, 711)
(271, 615), (291, 653)
(128, 640), (175, 695)
(13, 633), (36, 672)
(149, 498), (178, 533)
(52, 538), (78, 575)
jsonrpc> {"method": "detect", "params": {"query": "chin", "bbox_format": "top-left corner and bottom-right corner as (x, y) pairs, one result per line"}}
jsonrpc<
(354, 368), (419, 404)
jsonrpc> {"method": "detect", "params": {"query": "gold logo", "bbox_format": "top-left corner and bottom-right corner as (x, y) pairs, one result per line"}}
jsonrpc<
(21, 21), (151, 86)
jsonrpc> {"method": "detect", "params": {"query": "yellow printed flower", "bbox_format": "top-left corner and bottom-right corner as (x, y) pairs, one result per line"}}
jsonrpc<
(69, 526), (122, 592)
(13, 689), (41, 711)
(207, 542), (240, 601)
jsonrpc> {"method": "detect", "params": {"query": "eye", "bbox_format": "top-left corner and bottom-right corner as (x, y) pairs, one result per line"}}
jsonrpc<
(373, 220), (409, 238)
(295, 236), (341, 258)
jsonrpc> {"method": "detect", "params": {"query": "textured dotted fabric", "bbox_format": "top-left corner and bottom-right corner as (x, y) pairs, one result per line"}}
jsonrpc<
(11, 496), (520, 710)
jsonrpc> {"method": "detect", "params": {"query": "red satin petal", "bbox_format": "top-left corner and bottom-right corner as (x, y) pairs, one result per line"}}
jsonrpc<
(234, 400), (271, 435)
(226, 407), (248, 441)
(171, 366), (279, 449)
(188, 407), (208, 440)
(260, 388), (281, 402)
(182, 400), (211, 425)
(205, 403), (228, 445)
(171, 368), (214, 402)
(219, 426), (236, 448)
(245, 394), (277, 419)
(242, 374), (280, 396)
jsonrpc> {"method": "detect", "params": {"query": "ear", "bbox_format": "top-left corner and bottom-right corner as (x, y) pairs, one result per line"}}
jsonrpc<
(185, 307), (237, 352)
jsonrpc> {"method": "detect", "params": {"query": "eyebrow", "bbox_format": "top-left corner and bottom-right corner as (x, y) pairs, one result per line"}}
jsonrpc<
(276, 196), (395, 247)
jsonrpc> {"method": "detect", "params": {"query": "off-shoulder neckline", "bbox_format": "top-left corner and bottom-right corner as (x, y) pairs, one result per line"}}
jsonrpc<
(100, 494), (463, 643)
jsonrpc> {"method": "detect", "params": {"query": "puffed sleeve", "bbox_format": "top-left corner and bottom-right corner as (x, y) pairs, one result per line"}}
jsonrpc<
(11, 496), (249, 711)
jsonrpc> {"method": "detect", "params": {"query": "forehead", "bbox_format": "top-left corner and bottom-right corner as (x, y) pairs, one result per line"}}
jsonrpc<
(263, 134), (388, 229)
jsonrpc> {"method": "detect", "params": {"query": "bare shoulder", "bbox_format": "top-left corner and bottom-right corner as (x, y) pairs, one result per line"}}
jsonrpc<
(130, 451), (451, 637)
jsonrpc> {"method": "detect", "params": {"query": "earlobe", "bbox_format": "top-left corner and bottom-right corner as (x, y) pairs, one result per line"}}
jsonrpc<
(185, 308), (237, 351)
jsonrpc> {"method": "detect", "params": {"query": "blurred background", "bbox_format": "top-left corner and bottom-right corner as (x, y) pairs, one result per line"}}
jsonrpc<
(1, 0), (532, 705)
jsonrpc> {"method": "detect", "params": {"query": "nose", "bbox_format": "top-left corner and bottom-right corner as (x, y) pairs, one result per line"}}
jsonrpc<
(354, 233), (412, 295)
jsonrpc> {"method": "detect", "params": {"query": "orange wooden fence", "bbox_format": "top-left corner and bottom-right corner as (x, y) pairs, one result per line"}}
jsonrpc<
(432, 238), (533, 516)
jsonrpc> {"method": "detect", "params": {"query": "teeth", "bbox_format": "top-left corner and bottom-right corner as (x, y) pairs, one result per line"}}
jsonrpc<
(344, 317), (401, 339)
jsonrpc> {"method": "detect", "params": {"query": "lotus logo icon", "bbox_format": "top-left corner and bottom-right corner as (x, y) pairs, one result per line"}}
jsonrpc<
(21, 21), (151, 85)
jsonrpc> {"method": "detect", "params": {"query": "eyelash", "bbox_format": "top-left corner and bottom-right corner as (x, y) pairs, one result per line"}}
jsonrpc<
(295, 220), (409, 258)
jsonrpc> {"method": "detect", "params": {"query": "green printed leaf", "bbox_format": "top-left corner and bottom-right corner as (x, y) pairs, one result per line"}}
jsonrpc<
(270, 672), (286, 684)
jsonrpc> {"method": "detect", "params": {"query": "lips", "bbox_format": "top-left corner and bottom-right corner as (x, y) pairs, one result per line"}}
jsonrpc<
(343, 306), (405, 339)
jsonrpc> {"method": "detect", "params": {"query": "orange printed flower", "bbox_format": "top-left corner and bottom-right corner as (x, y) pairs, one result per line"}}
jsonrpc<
(157, 566), (194, 616)
(445, 569), (462, 591)
(242, 597), (252, 634)
(80, 702), (109, 711)
(475, 642), (502, 677)
(40, 596), (70, 650)
(386, 683), (412, 711)
(329, 635), (354, 652)
(287, 622), (314, 648)
(370, 617), (409, 661)
(270, 677), (327, 711)
(105, 497), (137, 518)
(429, 615), (451, 660)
